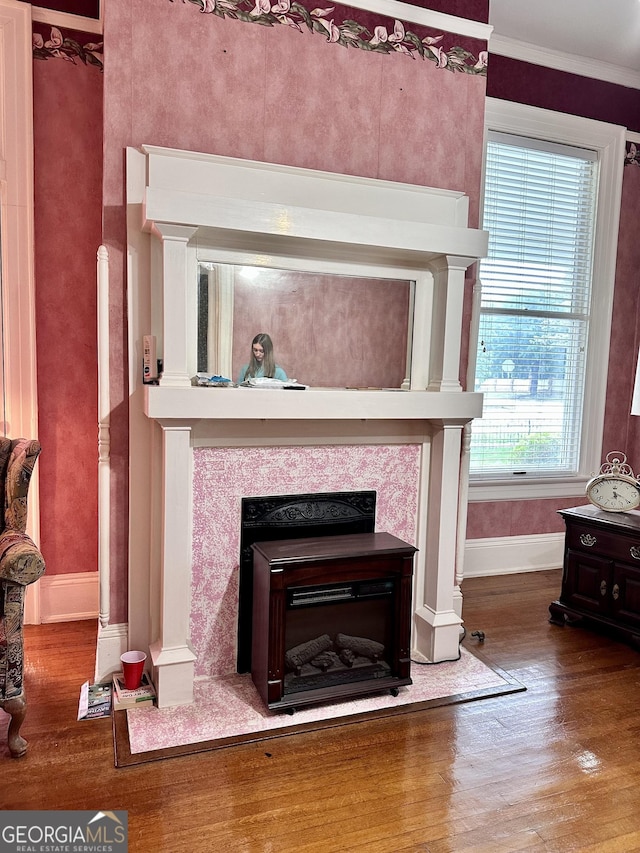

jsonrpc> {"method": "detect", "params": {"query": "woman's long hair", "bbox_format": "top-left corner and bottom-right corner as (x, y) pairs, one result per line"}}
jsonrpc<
(243, 332), (276, 379)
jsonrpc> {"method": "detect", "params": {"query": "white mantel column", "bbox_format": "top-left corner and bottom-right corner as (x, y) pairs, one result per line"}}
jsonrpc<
(427, 256), (475, 392)
(149, 422), (196, 707)
(154, 223), (197, 388)
(412, 421), (466, 662)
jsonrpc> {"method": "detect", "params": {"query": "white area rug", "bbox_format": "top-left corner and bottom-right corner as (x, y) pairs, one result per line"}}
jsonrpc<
(125, 647), (521, 756)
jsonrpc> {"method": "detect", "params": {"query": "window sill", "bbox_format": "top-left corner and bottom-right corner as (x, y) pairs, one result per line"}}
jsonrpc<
(469, 476), (589, 502)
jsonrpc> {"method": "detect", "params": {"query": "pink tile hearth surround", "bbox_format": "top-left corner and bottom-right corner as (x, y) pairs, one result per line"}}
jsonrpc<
(190, 444), (421, 679)
(126, 646), (510, 755)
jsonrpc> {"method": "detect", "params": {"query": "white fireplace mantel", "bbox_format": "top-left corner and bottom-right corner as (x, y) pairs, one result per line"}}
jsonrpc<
(125, 145), (488, 708)
(144, 386), (483, 422)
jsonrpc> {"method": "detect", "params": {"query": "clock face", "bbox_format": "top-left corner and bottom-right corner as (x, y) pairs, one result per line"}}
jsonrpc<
(586, 476), (640, 512)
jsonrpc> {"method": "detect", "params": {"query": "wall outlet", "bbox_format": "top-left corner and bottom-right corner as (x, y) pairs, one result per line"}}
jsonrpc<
(143, 335), (158, 382)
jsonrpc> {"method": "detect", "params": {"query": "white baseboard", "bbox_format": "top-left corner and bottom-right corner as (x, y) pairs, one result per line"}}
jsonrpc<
(39, 571), (99, 623)
(463, 533), (565, 578)
(95, 622), (128, 682)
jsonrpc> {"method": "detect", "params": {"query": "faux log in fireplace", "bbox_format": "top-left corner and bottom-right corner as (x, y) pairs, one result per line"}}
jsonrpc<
(251, 532), (416, 711)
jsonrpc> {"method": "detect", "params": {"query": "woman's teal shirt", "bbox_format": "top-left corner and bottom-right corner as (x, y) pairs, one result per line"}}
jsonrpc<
(237, 365), (288, 384)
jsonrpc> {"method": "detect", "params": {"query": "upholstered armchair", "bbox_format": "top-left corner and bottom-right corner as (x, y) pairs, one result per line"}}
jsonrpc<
(0, 438), (45, 757)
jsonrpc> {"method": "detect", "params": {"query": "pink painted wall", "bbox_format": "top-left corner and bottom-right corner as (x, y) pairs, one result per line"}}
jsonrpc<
(191, 445), (420, 677)
(102, 0), (488, 620)
(232, 271), (411, 388)
(33, 54), (102, 576)
(487, 54), (640, 134)
(604, 163), (640, 456)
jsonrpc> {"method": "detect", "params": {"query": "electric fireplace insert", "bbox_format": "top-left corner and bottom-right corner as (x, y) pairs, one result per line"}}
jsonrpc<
(251, 531), (416, 711)
(238, 490), (376, 673)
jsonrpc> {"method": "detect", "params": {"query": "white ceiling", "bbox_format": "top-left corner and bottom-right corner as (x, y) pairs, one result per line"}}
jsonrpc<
(489, 0), (640, 80)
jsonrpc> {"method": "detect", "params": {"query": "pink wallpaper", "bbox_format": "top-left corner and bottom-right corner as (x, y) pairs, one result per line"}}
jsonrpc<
(465, 497), (582, 540)
(231, 271), (411, 388)
(487, 54), (640, 135)
(102, 0), (488, 620)
(605, 163), (640, 458)
(37, 1), (100, 18)
(33, 55), (103, 576)
(190, 444), (421, 677)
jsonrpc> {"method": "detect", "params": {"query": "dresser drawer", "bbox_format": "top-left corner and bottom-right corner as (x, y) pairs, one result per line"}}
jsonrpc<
(566, 522), (640, 564)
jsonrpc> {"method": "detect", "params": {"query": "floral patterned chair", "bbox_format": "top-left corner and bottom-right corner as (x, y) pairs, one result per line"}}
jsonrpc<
(0, 438), (45, 757)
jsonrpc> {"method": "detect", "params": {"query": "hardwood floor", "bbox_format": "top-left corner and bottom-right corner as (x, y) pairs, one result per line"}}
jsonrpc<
(3, 568), (640, 852)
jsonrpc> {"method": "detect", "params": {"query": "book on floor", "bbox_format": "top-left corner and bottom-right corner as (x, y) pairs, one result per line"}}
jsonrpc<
(77, 680), (112, 720)
(112, 671), (156, 709)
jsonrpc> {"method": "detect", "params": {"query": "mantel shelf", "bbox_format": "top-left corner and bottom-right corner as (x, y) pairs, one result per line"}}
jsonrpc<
(144, 385), (483, 422)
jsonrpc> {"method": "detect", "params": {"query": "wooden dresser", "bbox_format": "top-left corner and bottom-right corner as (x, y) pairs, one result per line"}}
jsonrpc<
(550, 505), (640, 647)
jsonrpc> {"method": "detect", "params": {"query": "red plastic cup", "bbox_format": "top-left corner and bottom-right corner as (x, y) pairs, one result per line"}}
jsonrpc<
(120, 650), (147, 690)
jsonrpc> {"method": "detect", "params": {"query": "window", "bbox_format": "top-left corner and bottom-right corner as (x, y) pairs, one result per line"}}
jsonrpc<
(469, 100), (625, 500)
(473, 134), (596, 477)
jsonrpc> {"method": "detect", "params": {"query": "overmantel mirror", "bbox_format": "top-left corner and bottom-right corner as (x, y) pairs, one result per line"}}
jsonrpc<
(196, 259), (415, 390)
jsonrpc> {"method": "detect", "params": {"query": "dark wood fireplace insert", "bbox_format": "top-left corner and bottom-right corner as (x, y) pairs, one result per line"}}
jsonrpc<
(251, 531), (416, 711)
(238, 491), (376, 673)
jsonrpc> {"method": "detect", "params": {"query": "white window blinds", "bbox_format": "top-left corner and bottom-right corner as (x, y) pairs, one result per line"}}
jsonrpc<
(471, 132), (599, 478)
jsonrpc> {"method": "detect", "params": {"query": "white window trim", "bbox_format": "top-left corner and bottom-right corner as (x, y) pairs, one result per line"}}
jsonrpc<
(468, 98), (626, 502)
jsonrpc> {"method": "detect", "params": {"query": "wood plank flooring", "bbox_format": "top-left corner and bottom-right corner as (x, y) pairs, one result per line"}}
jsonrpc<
(3, 568), (640, 851)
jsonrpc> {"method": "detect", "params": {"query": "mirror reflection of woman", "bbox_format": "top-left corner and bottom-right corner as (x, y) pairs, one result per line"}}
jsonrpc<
(237, 333), (288, 384)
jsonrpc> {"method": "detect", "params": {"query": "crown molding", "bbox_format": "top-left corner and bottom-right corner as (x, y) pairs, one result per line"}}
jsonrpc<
(333, 0), (492, 40)
(32, 5), (102, 35)
(490, 33), (640, 91)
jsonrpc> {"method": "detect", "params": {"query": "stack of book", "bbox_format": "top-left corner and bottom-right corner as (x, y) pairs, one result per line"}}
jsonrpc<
(112, 671), (156, 710)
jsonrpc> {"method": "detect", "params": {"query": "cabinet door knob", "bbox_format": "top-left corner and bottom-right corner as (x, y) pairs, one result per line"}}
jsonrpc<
(580, 533), (597, 547)
(600, 580), (607, 596)
(630, 546), (640, 560)
(612, 583), (620, 600)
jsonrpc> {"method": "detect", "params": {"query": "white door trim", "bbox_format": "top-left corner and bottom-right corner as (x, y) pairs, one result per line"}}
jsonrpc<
(0, 1), (41, 622)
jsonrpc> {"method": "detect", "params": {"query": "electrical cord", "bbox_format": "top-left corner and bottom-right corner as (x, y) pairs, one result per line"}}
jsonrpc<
(410, 626), (485, 666)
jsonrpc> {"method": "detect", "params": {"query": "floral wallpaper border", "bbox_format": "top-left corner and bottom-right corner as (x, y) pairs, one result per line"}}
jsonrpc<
(33, 25), (103, 70)
(31, 0), (489, 76)
(626, 141), (640, 167)
(172, 0), (488, 74)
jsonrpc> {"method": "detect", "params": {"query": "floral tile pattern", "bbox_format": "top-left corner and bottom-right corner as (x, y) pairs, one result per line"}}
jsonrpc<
(190, 444), (421, 678)
(127, 646), (511, 753)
